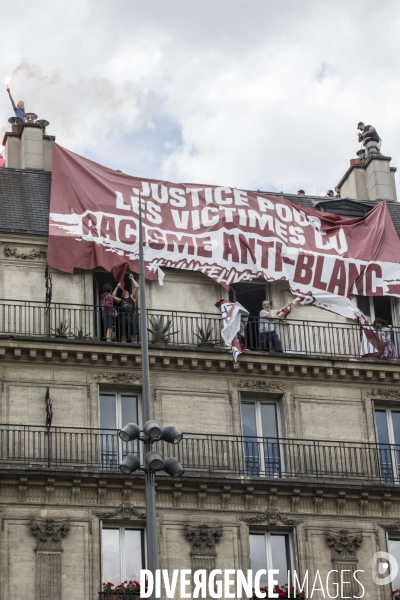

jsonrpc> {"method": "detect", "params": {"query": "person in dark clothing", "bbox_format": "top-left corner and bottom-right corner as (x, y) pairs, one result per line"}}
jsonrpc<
(357, 122), (381, 152)
(100, 283), (115, 342)
(113, 274), (139, 342)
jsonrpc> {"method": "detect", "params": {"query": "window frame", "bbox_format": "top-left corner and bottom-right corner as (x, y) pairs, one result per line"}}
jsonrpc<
(249, 531), (293, 587)
(101, 525), (146, 585)
(373, 406), (400, 484)
(99, 389), (142, 470)
(240, 398), (284, 477)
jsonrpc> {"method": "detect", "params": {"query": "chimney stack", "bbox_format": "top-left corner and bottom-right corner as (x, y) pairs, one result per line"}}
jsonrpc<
(337, 145), (397, 201)
(2, 119), (54, 171)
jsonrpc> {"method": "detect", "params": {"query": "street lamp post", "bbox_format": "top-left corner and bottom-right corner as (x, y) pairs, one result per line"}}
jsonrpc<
(118, 194), (184, 600)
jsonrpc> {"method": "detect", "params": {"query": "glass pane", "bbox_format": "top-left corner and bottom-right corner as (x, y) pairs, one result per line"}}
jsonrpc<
(388, 539), (400, 591)
(375, 410), (393, 483)
(100, 395), (117, 470)
(121, 395), (138, 428)
(261, 404), (280, 477)
(121, 395), (139, 456)
(373, 296), (393, 325)
(102, 528), (121, 585)
(260, 404), (278, 438)
(241, 403), (257, 437)
(100, 394), (116, 429)
(356, 296), (371, 318)
(391, 412), (400, 445)
(241, 403), (259, 476)
(125, 529), (143, 582)
(375, 410), (389, 444)
(250, 534), (268, 588)
(270, 534), (289, 586)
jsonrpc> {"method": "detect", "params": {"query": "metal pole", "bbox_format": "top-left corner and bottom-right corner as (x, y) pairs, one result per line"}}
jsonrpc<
(138, 193), (159, 592)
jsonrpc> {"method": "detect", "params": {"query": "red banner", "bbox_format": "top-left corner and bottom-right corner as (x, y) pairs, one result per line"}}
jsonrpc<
(48, 144), (400, 318)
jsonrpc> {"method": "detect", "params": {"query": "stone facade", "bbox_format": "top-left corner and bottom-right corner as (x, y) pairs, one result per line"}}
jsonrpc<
(1, 170), (400, 598)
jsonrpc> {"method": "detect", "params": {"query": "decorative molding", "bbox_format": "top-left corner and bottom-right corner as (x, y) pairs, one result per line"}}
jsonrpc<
(325, 529), (363, 560)
(30, 519), (70, 551)
(241, 507), (302, 526)
(184, 524), (223, 556)
(379, 520), (400, 530)
(94, 502), (146, 520)
(371, 389), (400, 400)
(232, 380), (286, 392)
(93, 372), (142, 385)
(3, 247), (47, 260)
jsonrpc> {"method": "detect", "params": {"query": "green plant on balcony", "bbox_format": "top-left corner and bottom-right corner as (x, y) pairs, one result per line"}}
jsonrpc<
(52, 322), (70, 338)
(73, 327), (91, 340)
(194, 324), (215, 347)
(147, 316), (178, 345)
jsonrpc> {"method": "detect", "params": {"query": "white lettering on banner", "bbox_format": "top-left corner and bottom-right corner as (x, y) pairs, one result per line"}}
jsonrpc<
(49, 144), (400, 322)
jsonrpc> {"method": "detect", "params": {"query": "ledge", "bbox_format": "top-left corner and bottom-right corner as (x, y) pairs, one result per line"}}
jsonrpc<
(0, 336), (399, 381)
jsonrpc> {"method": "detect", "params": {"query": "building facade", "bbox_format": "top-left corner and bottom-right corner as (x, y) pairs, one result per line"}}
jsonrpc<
(1, 124), (400, 599)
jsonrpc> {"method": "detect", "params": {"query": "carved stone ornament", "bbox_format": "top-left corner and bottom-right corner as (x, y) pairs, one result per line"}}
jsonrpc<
(232, 380), (286, 392)
(3, 247), (47, 260)
(184, 524), (223, 556)
(371, 389), (400, 400)
(93, 372), (142, 385)
(94, 502), (146, 520)
(241, 507), (302, 526)
(30, 519), (70, 551)
(380, 520), (400, 530)
(325, 529), (363, 559)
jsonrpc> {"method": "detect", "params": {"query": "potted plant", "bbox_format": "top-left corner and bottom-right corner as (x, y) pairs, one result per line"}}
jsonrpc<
(194, 324), (215, 348)
(73, 327), (91, 340)
(102, 580), (143, 598)
(393, 589), (400, 600)
(52, 322), (69, 338)
(147, 316), (178, 346)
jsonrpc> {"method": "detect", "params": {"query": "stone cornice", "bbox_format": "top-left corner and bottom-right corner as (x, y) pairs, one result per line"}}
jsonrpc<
(0, 338), (399, 381)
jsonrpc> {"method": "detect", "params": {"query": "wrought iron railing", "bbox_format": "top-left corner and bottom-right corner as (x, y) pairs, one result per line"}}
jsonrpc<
(0, 425), (399, 485)
(99, 594), (140, 599)
(0, 299), (398, 361)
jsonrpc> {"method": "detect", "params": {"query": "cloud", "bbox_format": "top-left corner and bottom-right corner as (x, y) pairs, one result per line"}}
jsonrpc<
(1, 0), (400, 197)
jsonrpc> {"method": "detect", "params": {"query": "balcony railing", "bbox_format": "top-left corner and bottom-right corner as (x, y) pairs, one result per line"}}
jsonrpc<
(0, 299), (398, 361)
(0, 425), (399, 485)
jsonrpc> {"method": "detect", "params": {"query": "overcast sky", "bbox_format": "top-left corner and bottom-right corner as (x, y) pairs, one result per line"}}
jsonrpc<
(1, 0), (399, 196)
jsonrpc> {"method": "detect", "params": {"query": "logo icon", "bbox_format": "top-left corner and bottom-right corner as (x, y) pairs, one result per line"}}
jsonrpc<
(372, 551), (398, 585)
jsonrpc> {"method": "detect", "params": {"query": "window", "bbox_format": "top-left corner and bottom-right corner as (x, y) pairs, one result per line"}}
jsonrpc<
(241, 401), (281, 477)
(100, 392), (139, 470)
(388, 539), (400, 591)
(249, 532), (291, 587)
(374, 408), (400, 483)
(102, 527), (144, 585)
(356, 295), (394, 325)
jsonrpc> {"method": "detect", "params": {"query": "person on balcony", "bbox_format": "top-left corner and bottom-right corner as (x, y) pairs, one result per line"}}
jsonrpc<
(100, 283), (115, 342)
(373, 318), (397, 360)
(113, 274), (139, 343)
(259, 300), (286, 352)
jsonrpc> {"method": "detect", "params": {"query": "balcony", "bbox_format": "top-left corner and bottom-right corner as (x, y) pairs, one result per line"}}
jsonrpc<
(0, 300), (398, 362)
(0, 425), (398, 486)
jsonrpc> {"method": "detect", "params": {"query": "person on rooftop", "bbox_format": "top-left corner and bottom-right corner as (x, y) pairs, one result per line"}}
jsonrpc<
(325, 190), (334, 197)
(357, 122), (381, 152)
(6, 86), (26, 122)
(297, 189), (305, 195)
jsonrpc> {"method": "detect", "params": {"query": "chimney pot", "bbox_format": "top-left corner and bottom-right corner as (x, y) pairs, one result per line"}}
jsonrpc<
(24, 112), (38, 124)
(8, 116), (23, 134)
